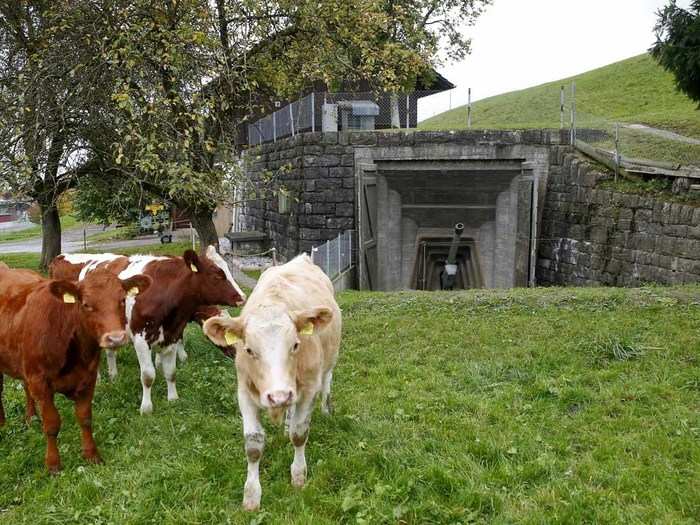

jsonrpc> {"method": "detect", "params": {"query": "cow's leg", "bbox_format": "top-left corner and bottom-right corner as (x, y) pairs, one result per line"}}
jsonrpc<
(133, 335), (156, 415)
(23, 382), (36, 424)
(0, 374), (5, 426)
(239, 386), (264, 511)
(288, 391), (316, 488)
(73, 383), (101, 464)
(28, 379), (62, 472)
(106, 350), (118, 381)
(160, 343), (179, 401)
(321, 369), (334, 415)
(176, 343), (188, 363)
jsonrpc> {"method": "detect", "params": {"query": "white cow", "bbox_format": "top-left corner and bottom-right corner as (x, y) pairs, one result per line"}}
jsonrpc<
(203, 254), (341, 511)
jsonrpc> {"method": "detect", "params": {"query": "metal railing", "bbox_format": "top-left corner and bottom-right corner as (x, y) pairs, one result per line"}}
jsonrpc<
(311, 230), (353, 281)
(247, 90), (443, 145)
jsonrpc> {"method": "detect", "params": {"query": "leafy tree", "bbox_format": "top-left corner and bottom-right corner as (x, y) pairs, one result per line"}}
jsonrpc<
(0, 1), (114, 268)
(652, 0), (700, 106)
(2, 0), (490, 255)
(83, 0), (492, 251)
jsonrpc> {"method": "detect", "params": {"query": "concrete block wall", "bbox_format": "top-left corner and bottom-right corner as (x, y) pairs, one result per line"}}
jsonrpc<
(537, 152), (700, 286)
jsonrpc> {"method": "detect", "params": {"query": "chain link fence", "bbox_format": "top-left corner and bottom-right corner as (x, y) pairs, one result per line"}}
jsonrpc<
(247, 91), (443, 145)
(310, 230), (353, 282)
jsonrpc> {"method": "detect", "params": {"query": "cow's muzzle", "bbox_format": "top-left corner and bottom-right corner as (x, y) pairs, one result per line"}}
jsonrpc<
(100, 330), (129, 349)
(264, 389), (295, 408)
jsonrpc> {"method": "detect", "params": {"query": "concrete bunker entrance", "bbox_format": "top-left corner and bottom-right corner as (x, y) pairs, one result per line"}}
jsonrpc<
(358, 158), (537, 291)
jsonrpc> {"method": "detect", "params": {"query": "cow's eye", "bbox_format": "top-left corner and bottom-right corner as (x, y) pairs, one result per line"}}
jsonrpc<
(245, 347), (254, 357)
(292, 341), (300, 353)
(82, 303), (94, 312)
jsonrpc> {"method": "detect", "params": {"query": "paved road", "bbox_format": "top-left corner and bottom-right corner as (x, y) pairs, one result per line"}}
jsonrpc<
(0, 226), (193, 254)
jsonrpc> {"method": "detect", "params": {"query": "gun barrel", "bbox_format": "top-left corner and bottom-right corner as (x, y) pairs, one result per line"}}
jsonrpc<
(446, 223), (464, 264)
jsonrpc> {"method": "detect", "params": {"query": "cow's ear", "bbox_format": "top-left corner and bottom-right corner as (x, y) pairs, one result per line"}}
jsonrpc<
(294, 306), (333, 335)
(121, 274), (152, 297)
(49, 280), (82, 304)
(203, 315), (244, 347)
(183, 250), (201, 273)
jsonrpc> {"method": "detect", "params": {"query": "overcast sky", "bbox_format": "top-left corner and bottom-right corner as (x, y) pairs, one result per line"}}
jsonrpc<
(418, 0), (692, 121)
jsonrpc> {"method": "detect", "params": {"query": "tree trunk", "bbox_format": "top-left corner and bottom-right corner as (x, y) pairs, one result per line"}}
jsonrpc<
(39, 203), (61, 271)
(189, 208), (219, 253)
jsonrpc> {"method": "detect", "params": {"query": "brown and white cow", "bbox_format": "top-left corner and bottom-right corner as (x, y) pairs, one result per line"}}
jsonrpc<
(0, 265), (150, 472)
(203, 254), (341, 511)
(50, 246), (246, 414)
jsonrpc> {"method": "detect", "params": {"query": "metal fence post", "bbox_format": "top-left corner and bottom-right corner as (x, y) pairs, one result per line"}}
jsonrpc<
(570, 81), (576, 145)
(311, 92), (315, 133)
(614, 123), (620, 182)
(326, 239), (330, 276)
(337, 232), (342, 274)
(273, 112), (277, 142)
(560, 86), (565, 130)
(467, 88), (472, 129)
(405, 94), (410, 129)
(289, 103), (295, 137)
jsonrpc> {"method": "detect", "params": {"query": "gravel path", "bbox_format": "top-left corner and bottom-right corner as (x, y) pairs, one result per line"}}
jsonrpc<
(624, 124), (700, 146)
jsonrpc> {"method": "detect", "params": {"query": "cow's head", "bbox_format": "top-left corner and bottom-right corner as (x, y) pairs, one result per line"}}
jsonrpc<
(49, 269), (151, 348)
(183, 246), (246, 307)
(203, 305), (333, 409)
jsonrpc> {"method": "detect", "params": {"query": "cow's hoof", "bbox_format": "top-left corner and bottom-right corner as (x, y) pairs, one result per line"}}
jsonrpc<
(291, 465), (306, 488)
(0, 416), (5, 427)
(83, 451), (103, 465)
(108, 374), (118, 383)
(167, 394), (179, 402)
(46, 463), (62, 475)
(243, 481), (261, 511)
(139, 403), (154, 416)
(177, 350), (188, 363)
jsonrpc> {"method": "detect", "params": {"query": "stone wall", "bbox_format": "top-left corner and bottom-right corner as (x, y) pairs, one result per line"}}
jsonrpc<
(242, 129), (569, 263)
(240, 133), (356, 259)
(537, 152), (700, 286)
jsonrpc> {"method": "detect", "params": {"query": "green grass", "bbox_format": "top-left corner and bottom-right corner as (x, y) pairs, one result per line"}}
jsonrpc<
(0, 242), (198, 274)
(85, 225), (139, 243)
(421, 54), (699, 136)
(0, 284), (698, 523)
(117, 241), (197, 257)
(0, 216), (80, 243)
(243, 268), (263, 280)
(0, 252), (41, 272)
(420, 53), (700, 165)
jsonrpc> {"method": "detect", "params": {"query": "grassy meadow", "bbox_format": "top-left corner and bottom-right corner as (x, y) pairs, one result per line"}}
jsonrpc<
(419, 54), (700, 166)
(0, 276), (698, 523)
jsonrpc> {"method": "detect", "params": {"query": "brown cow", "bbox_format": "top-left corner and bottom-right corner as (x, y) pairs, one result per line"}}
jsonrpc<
(50, 246), (246, 414)
(0, 266), (151, 472)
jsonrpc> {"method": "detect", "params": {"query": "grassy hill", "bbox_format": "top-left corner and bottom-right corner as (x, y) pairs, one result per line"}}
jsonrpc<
(0, 270), (698, 522)
(420, 54), (700, 139)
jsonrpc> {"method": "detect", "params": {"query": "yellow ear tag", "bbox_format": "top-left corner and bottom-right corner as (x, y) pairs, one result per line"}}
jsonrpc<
(127, 287), (139, 297)
(224, 330), (239, 345)
(300, 322), (314, 336)
(63, 293), (76, 304)
(190, 263), (198, 273)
